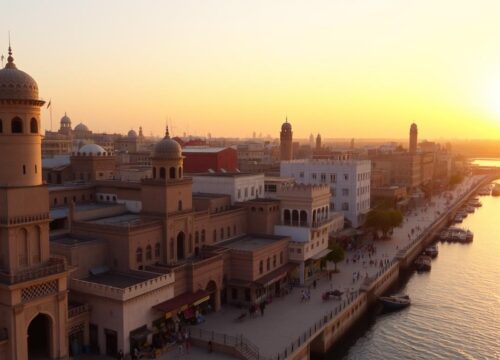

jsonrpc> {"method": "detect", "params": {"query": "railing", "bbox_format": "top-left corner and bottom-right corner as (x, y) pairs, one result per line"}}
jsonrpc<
(68, 303), (90, 318)
(190, 328), (269, 360)
(0, 257), (66, 285)
(0, 212), (50, 225)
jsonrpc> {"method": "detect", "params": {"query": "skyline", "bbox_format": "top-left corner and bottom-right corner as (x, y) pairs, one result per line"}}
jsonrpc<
(2, 0), (500, 139)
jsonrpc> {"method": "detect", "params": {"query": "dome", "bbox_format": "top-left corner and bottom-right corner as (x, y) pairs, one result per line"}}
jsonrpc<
(61, 113), (71, 125)
(0, 48), (39, 101)
(281, 118), (292, 131)
(75, 123), (89, 132)
(153, 128), (182, 159)
(79, 143), (106, 155)
(128, 129), (137, 138)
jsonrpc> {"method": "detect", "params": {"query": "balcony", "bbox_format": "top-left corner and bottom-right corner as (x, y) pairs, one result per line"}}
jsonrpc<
(68, 302), (90, 319)
(280, 216), (334, 229)
(0, 257), (67, 285)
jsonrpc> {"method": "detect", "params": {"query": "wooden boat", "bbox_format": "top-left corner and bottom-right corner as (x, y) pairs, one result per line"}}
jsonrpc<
(379, 295), (411, 310)
(415, 255), (432, 271)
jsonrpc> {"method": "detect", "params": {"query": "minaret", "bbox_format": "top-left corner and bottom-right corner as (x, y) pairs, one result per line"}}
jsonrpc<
(316, 133), (322, 151)
(280, 117), (293, 161)
(409, 123), (418, 154)
(309, 133), (314, 148)
(0, 45), (68, 359)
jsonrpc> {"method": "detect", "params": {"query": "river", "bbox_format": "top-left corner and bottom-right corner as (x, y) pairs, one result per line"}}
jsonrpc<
(326, 179), (500, 360)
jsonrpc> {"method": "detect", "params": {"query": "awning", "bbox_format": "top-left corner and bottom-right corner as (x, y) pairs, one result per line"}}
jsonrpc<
(153, 289), (211, 317)
(310, 248), (332, 261)
(254, 263), (297, 287)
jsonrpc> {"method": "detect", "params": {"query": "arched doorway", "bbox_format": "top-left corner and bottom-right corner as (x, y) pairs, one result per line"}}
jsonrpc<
(177, 232), (185, 260)
(206, 280), (217, 311)
(28, 313), (51, 359)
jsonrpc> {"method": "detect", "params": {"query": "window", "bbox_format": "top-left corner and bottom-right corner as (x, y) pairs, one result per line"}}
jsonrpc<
(155, 243), (160, 257)
(244, 188), (248, 197)
(136, 248), (143, 263)
(330, 174), (336, 183)
(299, 171), (304, 178)
(34, 165), (37, 174)
(178, 167), (182, 178)
(266, 258), (270, 271)
(220, 228), (224, 240)
(159, 167), (166, 179)
(178, 200), (183, 211)
(0, 119), (2, 133)
(11, 117), (23, 133)
(146, 245), (152, 260)
(312, 173), (317, 180)
(321, 173), (326, 182)
(344, 173), (349, 181)
(342, 202), (349, 211)
(213, 230), (217, 242)
(30, 118), (38, 133)
(22, 165), (26, 175)
(237, 189), (241, 199)
(152, 167), (157, 178)
(273, 255), (277, 268)
(342, 188), (349, 196)
(201, 230), (206, 243)
(195, 231), (199, 244)
(169, 167), (176, 179)
(227, 226), (231, 237)
(259, 260), (263, 274)
(251, 187), (255, 196)
(280, 251), (283, 264)
(231, 288), (238, 300)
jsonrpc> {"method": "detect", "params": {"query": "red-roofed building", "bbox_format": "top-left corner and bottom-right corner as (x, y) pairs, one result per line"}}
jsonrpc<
(182, 146), (238, 173)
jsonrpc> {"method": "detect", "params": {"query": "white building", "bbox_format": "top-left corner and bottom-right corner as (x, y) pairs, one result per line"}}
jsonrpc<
(280, 159), (371, 227)
(191, 173), (265, 204)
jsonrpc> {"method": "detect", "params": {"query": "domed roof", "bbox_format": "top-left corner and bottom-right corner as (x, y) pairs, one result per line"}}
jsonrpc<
(128, 129), (137, 138)
(281, 118), (292, 131)
(75, 123), (89, 132)
(0, 47), (39, 101)
(61, 113), (71, 124)
(153, 127), (182, 159)
(79, 143), (106, 155)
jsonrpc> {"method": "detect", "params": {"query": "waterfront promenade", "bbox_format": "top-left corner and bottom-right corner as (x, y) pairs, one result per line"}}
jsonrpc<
(194, 175), (487, 359)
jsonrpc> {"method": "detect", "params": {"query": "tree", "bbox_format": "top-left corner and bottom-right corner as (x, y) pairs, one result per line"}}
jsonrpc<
(326, 243), (345, 272)
(365, 209), (403, 239)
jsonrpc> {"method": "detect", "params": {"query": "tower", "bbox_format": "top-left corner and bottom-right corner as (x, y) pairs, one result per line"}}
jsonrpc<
(316, 133), (322, 151)
(0, 45), (68, 359)
(409, 123), (418, 154)
(280, 118), (293, 161)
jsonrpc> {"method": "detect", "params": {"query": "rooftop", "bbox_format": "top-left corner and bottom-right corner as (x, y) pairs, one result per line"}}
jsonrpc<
(218, 235), (288, 252)
(192, 172), (263, 178)
(83, 271), (160, 289)
(193, 192), (231, 199)
(182, 146), (230, 153)
(50, 235), (96, 245)
(50, 202), (118, 220)
(85, 213), (159, 227)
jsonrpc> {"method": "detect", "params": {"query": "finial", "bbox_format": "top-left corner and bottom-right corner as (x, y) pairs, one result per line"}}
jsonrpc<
(165, 125), (170, 138)
(6, 32), (15, 68)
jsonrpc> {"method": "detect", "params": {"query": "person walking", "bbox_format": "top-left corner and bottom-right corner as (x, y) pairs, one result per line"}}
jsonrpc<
(259, 301), (266, 316)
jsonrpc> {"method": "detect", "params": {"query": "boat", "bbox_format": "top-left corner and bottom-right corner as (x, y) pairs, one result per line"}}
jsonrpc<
(379, 295), (411, 311)
(465, 230), (474, 243)
(415, 255), (432, 271)
(465, 206), (475, 213)
(424, 245), (438, 258)
(492, 184), (500, 197)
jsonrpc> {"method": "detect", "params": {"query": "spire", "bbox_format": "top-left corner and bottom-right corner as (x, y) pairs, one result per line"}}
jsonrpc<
(165, 125), (170, 138)
(6, 32), (15, 69)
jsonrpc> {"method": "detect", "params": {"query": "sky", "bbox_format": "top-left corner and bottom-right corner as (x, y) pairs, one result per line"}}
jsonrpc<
(1, 0), (500, 139)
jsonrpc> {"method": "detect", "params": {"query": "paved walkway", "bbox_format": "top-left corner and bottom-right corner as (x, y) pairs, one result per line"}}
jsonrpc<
(195, 175), (486, 359)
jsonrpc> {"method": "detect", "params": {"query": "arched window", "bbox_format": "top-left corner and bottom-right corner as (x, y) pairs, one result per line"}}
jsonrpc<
(136, 247), (143, 263)
(155, 243), (161, 258)
(201, 230), (206, 243)
(11, 117), (23, 133)
(169, 167), (176, 179)
(152, 167), (157, 179)
(159, 167), (166, 179)
(178, 167), (182, 178)
(220, 227), (224, 240)
(178, 200), (183, 211)
(195, 231), (199, 244)
(30, 118), (38, 133)
(227, 226), (231, 237)
(146, 245), (152, 260)
(0, 119), (3, 133)
(213, 229), (217, 242)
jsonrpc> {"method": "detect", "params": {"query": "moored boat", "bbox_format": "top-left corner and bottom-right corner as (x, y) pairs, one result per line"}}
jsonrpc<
(379, 295), (411, 311)
(415, 255), (432, 271)
(424, 245), (438, 258)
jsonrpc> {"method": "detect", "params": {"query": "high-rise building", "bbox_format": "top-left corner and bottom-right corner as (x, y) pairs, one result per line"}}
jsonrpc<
(280, 118), (293, 161)
(409, 123), (418, 154)
(0, 46), (69, 359)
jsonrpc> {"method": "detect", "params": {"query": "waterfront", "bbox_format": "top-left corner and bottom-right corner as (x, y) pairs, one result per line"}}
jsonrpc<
(331, 182), (500, 360)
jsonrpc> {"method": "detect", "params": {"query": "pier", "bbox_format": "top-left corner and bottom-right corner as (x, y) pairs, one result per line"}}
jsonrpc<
(191, 174), (496, 360)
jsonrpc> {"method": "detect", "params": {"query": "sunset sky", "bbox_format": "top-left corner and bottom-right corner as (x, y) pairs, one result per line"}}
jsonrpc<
(2, 0), (500, 139)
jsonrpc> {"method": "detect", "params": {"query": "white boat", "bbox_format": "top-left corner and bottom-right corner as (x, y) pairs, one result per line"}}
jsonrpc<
(379, 295), (411, 310)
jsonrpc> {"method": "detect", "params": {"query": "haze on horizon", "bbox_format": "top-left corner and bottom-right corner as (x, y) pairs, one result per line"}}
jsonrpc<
(2, 0), (500, 139)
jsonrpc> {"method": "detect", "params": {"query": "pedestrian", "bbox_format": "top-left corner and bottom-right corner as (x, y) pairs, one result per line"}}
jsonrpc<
(184, 328), (191, 353)
(313, 279), (317, 289)
(117, 349), (124, 360)
(260, 301), (265, 316)
(208, 340), (213, 353)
